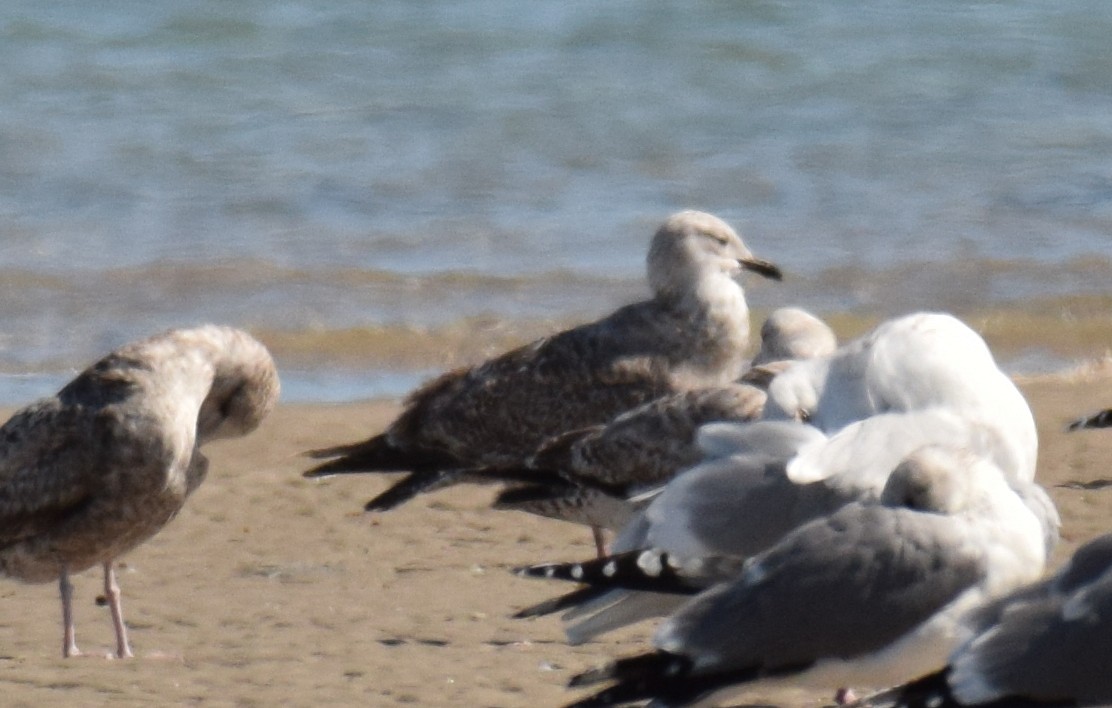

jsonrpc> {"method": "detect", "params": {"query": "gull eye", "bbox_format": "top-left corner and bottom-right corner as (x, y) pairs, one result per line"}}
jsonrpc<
(703, 231), (730, 247)
(797, 409), (812, 423)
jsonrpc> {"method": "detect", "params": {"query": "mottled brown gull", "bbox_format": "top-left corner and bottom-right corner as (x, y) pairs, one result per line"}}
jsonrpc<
(304, 210), (782, 510)
(0, 325), (279, 658)
(485, 307), (835, 552)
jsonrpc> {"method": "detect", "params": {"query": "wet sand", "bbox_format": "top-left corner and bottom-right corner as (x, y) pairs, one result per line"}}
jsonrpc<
(2, 371), (1112, 707)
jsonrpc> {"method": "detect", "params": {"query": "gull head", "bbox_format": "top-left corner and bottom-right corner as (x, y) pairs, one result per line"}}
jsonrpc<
(881, 445), (977, 515)
(752, 307), (837, 366)
(196, 328), (281, 443)
(647, 210), (781, 301)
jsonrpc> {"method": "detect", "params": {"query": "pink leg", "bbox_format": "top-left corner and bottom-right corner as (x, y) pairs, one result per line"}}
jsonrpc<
(835, 687), (858, 705)
(591, 526), (609, 559)
(102, 561), (134, 659)
(59, 566), (81, 658)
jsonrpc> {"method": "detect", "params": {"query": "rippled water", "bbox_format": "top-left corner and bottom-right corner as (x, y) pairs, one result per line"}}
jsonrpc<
(1, 1), (1111, 402)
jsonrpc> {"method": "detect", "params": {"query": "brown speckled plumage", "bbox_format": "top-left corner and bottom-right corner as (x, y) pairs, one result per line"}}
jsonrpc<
(490, 309), (836, 539)
(306, 211), (782, 510)
(0, 325), (280, 658)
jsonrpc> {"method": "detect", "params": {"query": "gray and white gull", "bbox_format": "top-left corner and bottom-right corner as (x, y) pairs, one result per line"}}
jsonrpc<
(855, 412), (1112, 708)
(513, 313), (1057, 645)
(0, 325), (279, 658)
(563, 446), (1048, 707)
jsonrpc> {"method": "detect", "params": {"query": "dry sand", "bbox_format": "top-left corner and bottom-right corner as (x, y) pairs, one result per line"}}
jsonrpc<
(2, 373), (1112, 707)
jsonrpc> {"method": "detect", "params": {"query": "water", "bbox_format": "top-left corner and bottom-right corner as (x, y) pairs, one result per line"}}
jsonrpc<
(1, 1), (1111, 403)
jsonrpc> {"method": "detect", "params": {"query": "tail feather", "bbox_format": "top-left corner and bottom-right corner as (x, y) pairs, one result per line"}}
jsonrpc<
(567, 653), (802, 708)
(851, 669), (958, 708)
(302, 434), (457, 477)
(564, 591), (686, 645)
(569, 651), (692, 689)
(564, 652), (706, 707)
(363, 469), (466, 512)
(514, 549), (738, 595)
(512, 586), (611, 619)
(1067, 408), (1112, 432)
(850, 668), (1076, 708)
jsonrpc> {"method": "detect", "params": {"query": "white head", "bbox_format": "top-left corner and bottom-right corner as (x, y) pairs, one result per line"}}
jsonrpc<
(752, 307), (837, 366)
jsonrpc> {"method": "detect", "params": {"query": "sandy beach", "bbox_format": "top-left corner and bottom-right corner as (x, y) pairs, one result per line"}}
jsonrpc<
(2, 370), (1112, 708)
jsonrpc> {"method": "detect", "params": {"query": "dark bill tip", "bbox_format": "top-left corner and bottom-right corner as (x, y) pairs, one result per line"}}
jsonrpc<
(740, 257), (783, 281)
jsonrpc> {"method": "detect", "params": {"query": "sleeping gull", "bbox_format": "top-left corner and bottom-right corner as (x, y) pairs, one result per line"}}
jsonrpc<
(750, 306), (837, 367)
(510, 312), (1056, 642)
(0, 325), (280, 658)
(562, 446), (1048, 708)
(761, 312), (1038, 487)
(304, 210), (781, 511)
(859, 532), (1112, 707)
(856, 414), (1112, 708)
(514, 411), (1059, 643)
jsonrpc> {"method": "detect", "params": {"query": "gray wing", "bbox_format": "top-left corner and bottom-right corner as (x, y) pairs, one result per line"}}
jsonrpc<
(947, 535), (1112, 705)
(656, 504), (984, 671)
(695, 419), (827, 461)
(389, 300), (696, 465)
(642, 452), (854, 559)
(0, 399), (100, 546)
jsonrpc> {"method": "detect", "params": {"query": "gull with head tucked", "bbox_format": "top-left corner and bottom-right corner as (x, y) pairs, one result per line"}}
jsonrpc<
(856, 414), (1112, 708)
(0, 325), (280, 658)
(511, 312), (1057, 644)
(564, 446), (1048, 708)
(304, 211), (781, 512)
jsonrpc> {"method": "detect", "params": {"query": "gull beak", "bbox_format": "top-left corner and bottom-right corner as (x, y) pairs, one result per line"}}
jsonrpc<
(739, 257), (783, 281)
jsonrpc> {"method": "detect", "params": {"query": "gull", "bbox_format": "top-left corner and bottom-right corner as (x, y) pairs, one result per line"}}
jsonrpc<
(0, 325), (280, 658)
(514, 411), (1059, 643)
(859, 532), (1112, 707)
(304, 211), (781, 511)
(857, 413), (1112, 708)
(486, 308), (836, 553)
(762, 312), (1038, 487)
(510, 312), (1057, 642)
(563, 446), (1049, 708)
(749, 306), (837, 367)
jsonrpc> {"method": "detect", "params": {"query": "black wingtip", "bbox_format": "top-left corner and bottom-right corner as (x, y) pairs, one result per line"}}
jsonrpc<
(362, 469), (465, 512)
(848, 668), (957, 708)
(1067, 408), (1112, 432)
(302, 458), (362, 478)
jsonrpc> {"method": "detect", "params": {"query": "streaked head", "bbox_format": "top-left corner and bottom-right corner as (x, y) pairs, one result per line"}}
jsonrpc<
(647, 211), (781, 300)
(195, 328), (281, 443)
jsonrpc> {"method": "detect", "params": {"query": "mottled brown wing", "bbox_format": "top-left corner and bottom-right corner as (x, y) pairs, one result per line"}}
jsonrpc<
(562, 384), (767, 490)
(390, 300), (687, 465)
(0, 399), (100, 546)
